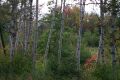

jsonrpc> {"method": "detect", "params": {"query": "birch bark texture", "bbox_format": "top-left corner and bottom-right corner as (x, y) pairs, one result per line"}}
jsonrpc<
(23, 0), (28, 54)
(0, 27), (6, 55)
(32, 0), (39, 70)
(58, 0), (65, 65)
(44, 0), (57, 70)
(9, 0), (18, 62)
(0, 0), (6, 55)
(110, 0), (117, 69)
(76, 0), (85, 73)
(110, 0), (118, 79)
(97, 0), (105, 63)
(26, 0), (33, 53)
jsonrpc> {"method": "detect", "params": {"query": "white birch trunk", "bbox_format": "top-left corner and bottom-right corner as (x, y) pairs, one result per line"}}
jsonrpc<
(10, 0), (18, 62)
(97, 0), (105, 63)
(23, 1), (28, 54)
(26, 0), (33, 53)
(111, 11), (116, 70)
(109, 0), (117, 79)
(32, 0), (39, 70)
(58, 0), (65, 65)
(44, 0), (56, 70)
(76, 0), (85, 79)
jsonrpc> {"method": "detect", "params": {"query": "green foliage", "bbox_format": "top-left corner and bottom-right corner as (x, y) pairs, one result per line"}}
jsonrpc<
(37, 30), (49, 55)
(80, 45), (91, 64)
(83, 30), (99, 47)
(36, 25), (93, 80)
(1, 1), (120, 80)
(47, 27), (77, 79)
(59, 27), (77, 76)
(93, 64), (120, 80)
(36, 7), (96, 79)
(0, 54), (32, 80)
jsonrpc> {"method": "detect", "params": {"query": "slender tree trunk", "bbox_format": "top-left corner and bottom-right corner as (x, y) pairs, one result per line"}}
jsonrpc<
(23, 1), (28, 54)
(111, 0), (116, 67)
(0, 0), (1, 5)
(58, 0), (65, 65)
(76, 0), (85, 71)
(97, 0), (105, 63)
(0, 27), (6, 55)
(111, 13), (117, 80)
(10, 0), (18, 62)
(27, 0), (33, 53)
(60, 0), (62, 10)
(55, 0), (58, 7)
(110, 0), (117, 79)
(76, 0), (85, 79)
(44, 0), (56, 70)
(16, 4), (24, 52)
(32, 0), (39, 70)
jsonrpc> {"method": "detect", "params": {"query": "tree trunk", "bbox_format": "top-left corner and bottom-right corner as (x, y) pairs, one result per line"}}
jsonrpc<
(58, 0), (65, 65)
(16, 3), (24, 53)
(97, 0), (105, 63)
(32, 0), (39, 70)
(44, 0), (56, 71)
(111, 2), (117, 79)
(77, 0), (84, 71)
(0, 27), (6, 55)
(76, 0), (85, 79)
(10, 0), (18, 62)
(55, 0), (58, 8)
(110, 0), (117, 79)
(0, 0), (1, 5)
(23, 1), (28, 54)
(27, 0), (33, 53)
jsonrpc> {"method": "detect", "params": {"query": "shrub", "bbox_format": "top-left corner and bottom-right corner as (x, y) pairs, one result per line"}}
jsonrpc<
(0, 54), (32, 79)
(93, 64), (120, 80)
(80, 45), (91, 64)
(83, 30), (99, 47)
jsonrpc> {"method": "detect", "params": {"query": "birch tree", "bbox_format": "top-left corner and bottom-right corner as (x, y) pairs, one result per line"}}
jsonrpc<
(0, 2), (6, 55)
(97, 0), (105, 63)
(9, 0), (18, 62)
(0, 25), (6, 55)
(44, 0), (57, 70)
(26, 0), (33, 53)
(23, 0), (28, 54)
(32, 0), (39, 70)
(58, 0), (65, 65)
(76, 0), (85, 79)
(78, 0), (85, 70)
(109, 0), (118, 76)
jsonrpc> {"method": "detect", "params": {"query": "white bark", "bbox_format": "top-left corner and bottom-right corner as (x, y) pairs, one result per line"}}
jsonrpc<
(44, 0), (56, 70)
(111, 10), (116, 67)
(23, 1), (28, 54)
(26, 0), (33, 53)
(76, 0), (85, 75)
(58, 0), (65, 65)
(10, 0), (18, 62)
(97, 0), (105, 63)
(110, 1), (117, 78)
(32, 0), (39, 70)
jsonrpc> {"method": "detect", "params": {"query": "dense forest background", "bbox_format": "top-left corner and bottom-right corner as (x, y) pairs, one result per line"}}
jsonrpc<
(0, 0), (120, 80)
